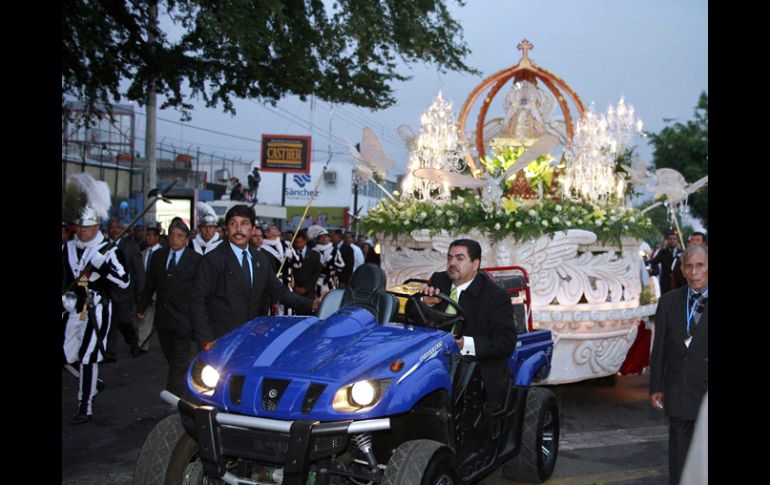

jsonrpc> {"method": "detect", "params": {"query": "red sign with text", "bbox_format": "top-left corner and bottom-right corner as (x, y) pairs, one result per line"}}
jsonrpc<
(260, 134), (312, 174)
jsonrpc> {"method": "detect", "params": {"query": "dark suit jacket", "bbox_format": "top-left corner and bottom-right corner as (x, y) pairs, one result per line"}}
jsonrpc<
(649, 247), (680, 295)
(190, 241), (313, 344)
(292, 248), (322, 299)
(111, 237), (146, 304)
(429, 271), (517, 403)
(137, 247), (202, 336)
(649, 285), (708, 420)
(670, 256), (686, 291)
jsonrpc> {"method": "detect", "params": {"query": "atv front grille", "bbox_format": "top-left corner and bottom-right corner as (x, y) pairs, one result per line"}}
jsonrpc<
(218, 427), (349, 464)
(261, 378), (290, 411)
(302, 383), (327, 413)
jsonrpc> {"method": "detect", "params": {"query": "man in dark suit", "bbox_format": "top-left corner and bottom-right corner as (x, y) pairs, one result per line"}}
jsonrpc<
(290, 230), (322, 310)
(649, 244), (708, 485)
(105, 218), (146, 360)
(670, 231), (707, 292)
(190, 205), (322, 347)
(137, 221), (201, 395)
(421, 239), (517, 407)
(648, 231), (682, 295)
(331, 229), (354, 288)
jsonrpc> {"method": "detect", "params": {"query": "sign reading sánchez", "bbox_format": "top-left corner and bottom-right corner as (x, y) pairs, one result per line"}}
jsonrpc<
(260, 134), (312, 174)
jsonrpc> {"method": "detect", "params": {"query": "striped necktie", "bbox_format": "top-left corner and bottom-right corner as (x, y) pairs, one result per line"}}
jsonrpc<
(688, 291), (707, 335)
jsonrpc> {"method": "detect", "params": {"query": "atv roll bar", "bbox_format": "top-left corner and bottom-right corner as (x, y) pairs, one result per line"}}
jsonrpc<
(481, 265), (534, 332)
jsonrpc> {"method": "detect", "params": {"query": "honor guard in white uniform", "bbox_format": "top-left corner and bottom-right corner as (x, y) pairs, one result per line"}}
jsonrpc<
(62, 206), (130, 424)
(189, 202), (223, 255)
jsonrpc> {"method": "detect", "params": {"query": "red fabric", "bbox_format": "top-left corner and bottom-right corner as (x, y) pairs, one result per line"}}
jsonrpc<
(619, 321), (652, 375)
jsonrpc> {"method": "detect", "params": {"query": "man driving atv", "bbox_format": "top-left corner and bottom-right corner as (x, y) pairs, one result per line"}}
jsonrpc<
(420, 238), (517, 408)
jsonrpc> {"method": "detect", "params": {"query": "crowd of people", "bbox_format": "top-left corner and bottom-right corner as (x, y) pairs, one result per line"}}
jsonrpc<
(62, 201), (382, 424)
(644, 230), (707, 297)
(62, 201), (708, 485)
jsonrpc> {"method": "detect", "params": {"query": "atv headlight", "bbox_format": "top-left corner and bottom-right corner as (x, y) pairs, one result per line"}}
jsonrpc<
(351, 381), (377, 407)
(201, 365), (220, 388)
(333, 379), (392, 412)
(191, 359), (220, 396)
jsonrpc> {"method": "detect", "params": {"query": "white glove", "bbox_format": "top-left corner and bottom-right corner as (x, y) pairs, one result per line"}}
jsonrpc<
(89, 250), (108, 269)
(62, 292), (78, 313)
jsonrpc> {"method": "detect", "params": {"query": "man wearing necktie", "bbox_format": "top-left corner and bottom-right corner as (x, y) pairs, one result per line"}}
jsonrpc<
(136, 226), (163, 352)
(419, 239), (516, 408)
(190, 205), (323, 348)
(649, 244), (708, 485)
(137, 221), (202, 396)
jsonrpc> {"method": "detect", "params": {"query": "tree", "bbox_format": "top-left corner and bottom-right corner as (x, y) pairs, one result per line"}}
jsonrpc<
(647, 92), (708, 229)
(62, 0), (476, 121)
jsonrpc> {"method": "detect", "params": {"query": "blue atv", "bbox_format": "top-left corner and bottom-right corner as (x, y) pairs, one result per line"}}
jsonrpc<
(134, 264), (558, 485)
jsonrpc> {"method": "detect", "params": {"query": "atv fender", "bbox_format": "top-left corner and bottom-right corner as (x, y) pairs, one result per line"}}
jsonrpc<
(514, 351), (550, 387)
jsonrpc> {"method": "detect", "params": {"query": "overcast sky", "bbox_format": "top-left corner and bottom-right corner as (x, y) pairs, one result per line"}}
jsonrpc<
(133, 0), (707, 182)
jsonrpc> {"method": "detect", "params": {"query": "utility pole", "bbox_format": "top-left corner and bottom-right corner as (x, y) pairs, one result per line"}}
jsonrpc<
(353, 143), (360, 234)
(143, 0), (158, 227)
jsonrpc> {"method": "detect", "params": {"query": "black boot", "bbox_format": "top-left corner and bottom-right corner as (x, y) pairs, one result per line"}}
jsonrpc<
(69, 413), (91, 425)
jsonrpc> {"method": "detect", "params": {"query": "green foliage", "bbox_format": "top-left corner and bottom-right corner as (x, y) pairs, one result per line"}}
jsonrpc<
(647, 92), (708, 229)
(640, 284), (657, 305)
(362, 196), (657, 247)
(63, 0), (477, 122)
(480, 146), (559, 193)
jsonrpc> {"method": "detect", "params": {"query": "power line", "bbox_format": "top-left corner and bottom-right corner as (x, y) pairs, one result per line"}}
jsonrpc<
(132, 111), (346, 156)
(331, 107), (404, 149)
(251, 100), (350, 149)
(326, 103), (405, 150)
(334, 105), (403, 145)
(135, 111), (261, 144)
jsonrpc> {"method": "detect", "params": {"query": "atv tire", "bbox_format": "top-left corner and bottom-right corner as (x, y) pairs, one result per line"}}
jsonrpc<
(164, 431), (204, 485)
(502, 387), (559, 483)
(382, 439), (460, 485)
(133, 413), (186, 485)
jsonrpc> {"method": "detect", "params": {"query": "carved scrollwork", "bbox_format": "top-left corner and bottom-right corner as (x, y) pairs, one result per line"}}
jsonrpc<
(572, 325), (638, 374)
(381, 229), (643, 307)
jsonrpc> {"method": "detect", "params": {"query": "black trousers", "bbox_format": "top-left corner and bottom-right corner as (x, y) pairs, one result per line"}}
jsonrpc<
(106, 300), (139, 355)
(668, 416), (695, 485)
(157, 328), (194, 396)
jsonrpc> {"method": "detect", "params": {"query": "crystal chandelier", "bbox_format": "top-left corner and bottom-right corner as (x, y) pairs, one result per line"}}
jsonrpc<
(562, 97), (643, 205)
(402, 91), (465, 200)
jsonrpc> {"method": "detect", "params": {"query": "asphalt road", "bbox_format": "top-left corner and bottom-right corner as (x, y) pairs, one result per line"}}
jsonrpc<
(62, 334), (669, 485)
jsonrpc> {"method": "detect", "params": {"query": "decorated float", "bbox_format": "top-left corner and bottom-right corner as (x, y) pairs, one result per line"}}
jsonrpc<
(362, 40), (667, 384)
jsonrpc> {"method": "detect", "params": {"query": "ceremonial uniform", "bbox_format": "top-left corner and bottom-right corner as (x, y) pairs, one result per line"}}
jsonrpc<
(313, 241), (345, 295)
(261, 237), (297, 315)
(190, 202), (223, 255)
(189, 231), (222, 255)
(62, 230), (130, 420)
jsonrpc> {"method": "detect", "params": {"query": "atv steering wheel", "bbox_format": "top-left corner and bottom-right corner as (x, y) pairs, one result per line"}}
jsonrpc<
(406, 292), (466, 336)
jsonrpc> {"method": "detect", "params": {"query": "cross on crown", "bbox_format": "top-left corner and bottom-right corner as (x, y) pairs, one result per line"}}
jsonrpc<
(517, 39), (534, 60)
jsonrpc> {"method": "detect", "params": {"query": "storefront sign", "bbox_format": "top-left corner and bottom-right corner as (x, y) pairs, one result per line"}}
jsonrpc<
(260, 135), (311, 174)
